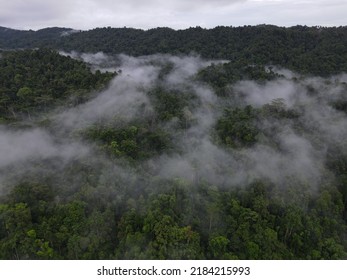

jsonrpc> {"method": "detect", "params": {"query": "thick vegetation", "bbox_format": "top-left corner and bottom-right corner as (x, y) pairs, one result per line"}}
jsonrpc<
(0, 30), (347, 260)
(0, 49), (114, 121)
(1, 25), (347, 75)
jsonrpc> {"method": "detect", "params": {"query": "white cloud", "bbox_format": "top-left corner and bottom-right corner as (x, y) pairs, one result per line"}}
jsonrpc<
(0, 127), (89, 169)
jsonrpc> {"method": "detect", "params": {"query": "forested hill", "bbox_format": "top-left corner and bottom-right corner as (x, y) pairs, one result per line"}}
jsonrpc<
(1, 27), (347, 260)
(1, 25), (347, 75)
(0, 49), (115, 121)
(0, 26), (74, 48)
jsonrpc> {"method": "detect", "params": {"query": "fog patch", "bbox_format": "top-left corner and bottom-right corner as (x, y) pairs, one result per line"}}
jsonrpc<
(234, 79), (306, 107)
(54, 59), (160, 130)
(0, 127), (90, 168)
(1, 52), (347, 194)
(60, 29), (81, 36)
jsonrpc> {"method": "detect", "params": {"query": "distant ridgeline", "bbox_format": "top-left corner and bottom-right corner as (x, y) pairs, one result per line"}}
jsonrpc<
(1, 25), (347, 76)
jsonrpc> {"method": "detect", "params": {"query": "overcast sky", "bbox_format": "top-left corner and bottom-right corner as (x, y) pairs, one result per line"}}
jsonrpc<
(0, 0), (346, 30)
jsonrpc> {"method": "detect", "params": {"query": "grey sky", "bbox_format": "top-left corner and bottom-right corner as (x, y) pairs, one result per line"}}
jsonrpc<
(0, 0), (346, 30)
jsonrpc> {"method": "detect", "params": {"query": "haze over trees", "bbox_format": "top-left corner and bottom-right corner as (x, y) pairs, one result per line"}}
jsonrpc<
(1, 25), (347, 75)
(0, 25), (347, 260)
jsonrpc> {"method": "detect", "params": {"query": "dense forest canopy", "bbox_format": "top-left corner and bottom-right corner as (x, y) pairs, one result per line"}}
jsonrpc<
(0, 49), (114, 121)
(1, 25), (347, 75)
(0, 25), (347, 260)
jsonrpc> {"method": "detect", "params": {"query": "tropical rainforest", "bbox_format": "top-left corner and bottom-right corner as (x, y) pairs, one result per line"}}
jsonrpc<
(0, 25), (346, 260)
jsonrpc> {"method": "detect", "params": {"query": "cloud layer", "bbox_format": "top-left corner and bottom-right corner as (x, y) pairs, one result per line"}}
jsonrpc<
(1, 52), (346, 194)
(0, 0), (345, 30)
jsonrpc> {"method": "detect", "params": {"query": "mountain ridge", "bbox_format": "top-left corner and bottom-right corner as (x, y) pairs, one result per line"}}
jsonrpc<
(1, 24), (347, 75)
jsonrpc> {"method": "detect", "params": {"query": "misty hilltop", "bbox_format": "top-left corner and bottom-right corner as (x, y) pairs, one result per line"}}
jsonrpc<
(0, 25), (347, 260)
(1, 25), (347, 75)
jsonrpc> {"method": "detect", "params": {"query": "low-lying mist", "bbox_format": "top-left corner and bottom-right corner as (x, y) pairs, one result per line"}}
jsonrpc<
(1, 51), (347, 198)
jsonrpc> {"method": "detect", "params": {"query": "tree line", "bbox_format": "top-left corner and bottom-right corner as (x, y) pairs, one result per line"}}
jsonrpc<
(1, 25), (347, 76)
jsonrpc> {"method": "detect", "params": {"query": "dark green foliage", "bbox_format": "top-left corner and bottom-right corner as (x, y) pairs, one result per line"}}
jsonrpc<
(2, 25), (347, 75)
(55, 25), (347, 75)
(325, 148), (347, 219)
(216, 106), (259, 148)
(0, 49), (114, 120)
(0, 27), (74, 49)
(148, 87), (196, 126)
(197, 62), (279, 95)
(1, 179), (346, 259)
(0, 28), (347, 260)
(85, 123), (172, 160)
